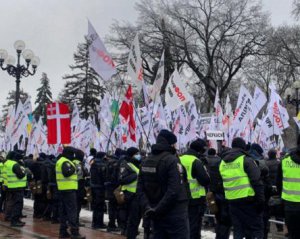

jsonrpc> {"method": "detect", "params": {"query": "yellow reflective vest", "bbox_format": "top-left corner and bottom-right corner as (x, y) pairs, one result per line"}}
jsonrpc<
(282, 156), (300, 202)
(121, 162), (139, 193)
(56, 157), (78, 191)
(219, 155), (255, 200)
(180, 155), (206, 199)
(3, 159), (27, 189)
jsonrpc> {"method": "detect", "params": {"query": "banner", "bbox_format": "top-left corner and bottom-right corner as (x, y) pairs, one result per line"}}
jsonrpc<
(206, 130), (224, 140)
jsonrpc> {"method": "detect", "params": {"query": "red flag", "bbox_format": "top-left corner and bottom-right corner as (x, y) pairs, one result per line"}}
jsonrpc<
(119, 85), (133, 120)
(119, 85), (136, 142)
(47, 102), (71, 144)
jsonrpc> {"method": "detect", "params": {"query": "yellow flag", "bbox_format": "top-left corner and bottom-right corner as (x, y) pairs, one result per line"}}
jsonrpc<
(297, 112), (300, 121)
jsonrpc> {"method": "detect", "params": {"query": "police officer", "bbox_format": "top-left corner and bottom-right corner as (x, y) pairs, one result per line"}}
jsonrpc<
(31, 153), (48, 219)
(277, 135), (300, 239)
(105, 151), (124, 232)
(180, 139), (210, 239)
(90, 151), (107, 229)
(138, 129), (189, 238)
(73, 149), (87, 227)
(56, 147), (85, 239)
(3, 151), (27, 227)
(119, 147), (142, 239)
(207, 148), (231, 239)
(46, 154), (60, 224)
(219, 137), (264, 239)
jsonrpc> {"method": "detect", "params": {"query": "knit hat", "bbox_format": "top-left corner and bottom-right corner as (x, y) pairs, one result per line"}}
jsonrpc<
(127, 147), (139, 157)
(157, 129), (177, 145)
(232, 137), (246, 150)
(62, 146), (75, 160)
(251, 143), (264, 156)
(90, 148), (97, 157)
(75, 149), (85, 161)
(190, 138), (207, 153)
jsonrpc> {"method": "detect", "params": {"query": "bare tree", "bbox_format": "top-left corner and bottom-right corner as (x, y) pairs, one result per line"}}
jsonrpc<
(107, 0), (269, 110)
(292, 0), (300, 20)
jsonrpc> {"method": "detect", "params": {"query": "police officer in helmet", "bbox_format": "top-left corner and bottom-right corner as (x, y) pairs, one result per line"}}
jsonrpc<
(138, 129), (189, 238)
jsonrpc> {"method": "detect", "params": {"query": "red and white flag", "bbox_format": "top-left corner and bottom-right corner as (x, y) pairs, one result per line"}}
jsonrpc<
(47, 102), (71, 144)
(119, 85), (136, 142)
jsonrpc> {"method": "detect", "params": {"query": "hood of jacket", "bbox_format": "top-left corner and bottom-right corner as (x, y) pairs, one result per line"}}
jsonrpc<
(221, 148), (247, 163)
(289, 147), (300, 164)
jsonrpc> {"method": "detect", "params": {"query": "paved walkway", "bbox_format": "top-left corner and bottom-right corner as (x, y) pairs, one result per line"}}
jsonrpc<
(0, 200), (124, 239)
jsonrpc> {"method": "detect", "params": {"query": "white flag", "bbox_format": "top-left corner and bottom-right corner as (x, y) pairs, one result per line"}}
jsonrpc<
(127, 34), (143, 90)
(231, 85), (253, 137)
(268, 87), (289, 134)
(252, 86), (267, 119)
(11, 101), (29, 147)
(214, 88), (223, 130)
(23, 96), (33, 115)
(150, 51), (165, 101)
(71, 103), (80, 129)
(165, 69), (191, 111)
(88, 21), (116, 81)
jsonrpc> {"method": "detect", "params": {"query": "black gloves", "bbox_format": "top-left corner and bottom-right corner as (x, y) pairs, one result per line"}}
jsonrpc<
(144, 207), (156, 219)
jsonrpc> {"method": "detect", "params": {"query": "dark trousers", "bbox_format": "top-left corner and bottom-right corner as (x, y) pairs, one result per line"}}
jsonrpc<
(153, 205), (190, 239)
(33, 189), (48, 218)
(285, 210), (300, 239)
(188, 203), (205, 239)
(91, 188), (105, 227)
(108, 197), (119, 227)
(49, 186), (60, 221)
(59, 190), (78, 235)
(6, 190), (24, 224)
(229, 203), (263, 239)
(76, 182), (85, 224)
(215, 197), (231, 239)
(0, 185), (6, 212)
(126, 196), (142, 239)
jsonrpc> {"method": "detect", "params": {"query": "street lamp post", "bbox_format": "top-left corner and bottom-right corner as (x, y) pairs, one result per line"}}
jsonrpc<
(0, 40), (40, 109)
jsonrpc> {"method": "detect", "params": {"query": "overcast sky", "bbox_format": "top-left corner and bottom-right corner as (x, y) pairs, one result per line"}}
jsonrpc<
(0, 0), (297, 110)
